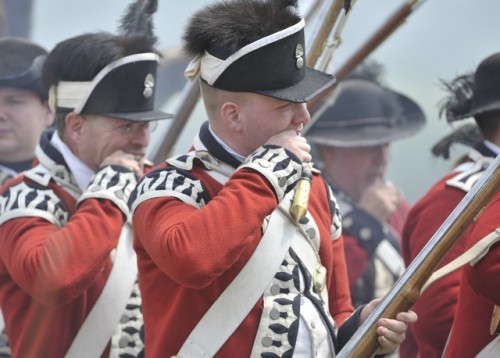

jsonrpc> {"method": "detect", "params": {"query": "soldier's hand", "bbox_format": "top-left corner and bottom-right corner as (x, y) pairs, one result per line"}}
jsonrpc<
(358, 179), (399, 222)
(265, 129), (311, 163)
(100, 150), (145, 177)
(360, 298), (418, 355)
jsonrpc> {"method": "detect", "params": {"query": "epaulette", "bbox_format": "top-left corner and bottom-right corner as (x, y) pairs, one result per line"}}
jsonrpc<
(130, 152), (213, 214)
(446, 158), (491, 193)
(0, 180), (69, 227)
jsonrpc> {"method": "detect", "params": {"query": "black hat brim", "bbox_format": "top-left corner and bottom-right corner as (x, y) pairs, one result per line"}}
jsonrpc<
(255, 68), (335, 103)
(451, 102), (500, 121)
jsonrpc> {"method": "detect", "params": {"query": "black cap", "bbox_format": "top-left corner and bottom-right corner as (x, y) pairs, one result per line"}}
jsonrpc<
(50, 53), (172, 122)
(183, 0), (335, 103)
(208, 21), (334, 103)
(307, 79), (426, 147)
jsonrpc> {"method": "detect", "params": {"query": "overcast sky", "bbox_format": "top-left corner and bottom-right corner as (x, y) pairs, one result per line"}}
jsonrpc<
(30, 0), (500, 203)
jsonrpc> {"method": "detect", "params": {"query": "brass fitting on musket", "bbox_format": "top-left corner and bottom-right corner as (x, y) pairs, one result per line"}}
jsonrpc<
(290, 163), (313, 222)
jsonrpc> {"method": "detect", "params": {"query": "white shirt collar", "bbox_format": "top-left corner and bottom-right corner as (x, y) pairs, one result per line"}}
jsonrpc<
(50, 131), (95, 191)
(208, 124), (247, 163)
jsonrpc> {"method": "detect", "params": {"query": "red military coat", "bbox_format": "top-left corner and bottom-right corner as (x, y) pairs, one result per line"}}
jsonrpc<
(131, 124), (356, 357)
(402, 146), (495, 357)
(444, 191), (500, 357)
(0, 129), (138, 357)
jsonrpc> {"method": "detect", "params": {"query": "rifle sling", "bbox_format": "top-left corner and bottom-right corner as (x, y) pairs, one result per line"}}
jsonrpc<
(421, 228), (500, 335)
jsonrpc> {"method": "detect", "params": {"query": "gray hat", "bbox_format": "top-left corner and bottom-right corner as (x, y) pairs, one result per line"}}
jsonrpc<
(307, 79), (426, 147)
(0, 37), (48, 100)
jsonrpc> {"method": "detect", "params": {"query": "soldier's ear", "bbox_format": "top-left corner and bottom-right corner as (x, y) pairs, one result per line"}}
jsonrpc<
(42, 101), (55, 128)
(220, 101), (243, 133)
(65, 112), (87, 141)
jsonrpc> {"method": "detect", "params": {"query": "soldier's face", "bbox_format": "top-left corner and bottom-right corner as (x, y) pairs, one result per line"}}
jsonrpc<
(74, 114), (152, 172)
(236, 93), (310, 156)
(321, 144), (390, 200)
(0, 87), (53, 162)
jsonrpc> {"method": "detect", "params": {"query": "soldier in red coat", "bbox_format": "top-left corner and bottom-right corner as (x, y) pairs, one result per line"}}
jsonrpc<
(0, 34), (54, 358)
(131, 0), (417, 357)
(0, 37), (54, 186)
(402, 52), (500, 357)
(0, 1), (172, 356)
(306, 75), (425, 358)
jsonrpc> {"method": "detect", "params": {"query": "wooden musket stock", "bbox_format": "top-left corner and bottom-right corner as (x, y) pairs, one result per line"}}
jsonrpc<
(337, 154), (500, 358)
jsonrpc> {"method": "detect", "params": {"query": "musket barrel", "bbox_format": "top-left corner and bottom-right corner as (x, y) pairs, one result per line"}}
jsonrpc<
(337, 154), (500, 358)
(308, 0), (426, 111)
(306, 0), (345, 68)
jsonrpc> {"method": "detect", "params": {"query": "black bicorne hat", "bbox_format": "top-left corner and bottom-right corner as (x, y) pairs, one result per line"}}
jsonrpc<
(185, 19), (335, 103)
(449, 52), (500, 121)
(0, 37), (48, 100)
(49, 53), (172, 122)
(306, 79), (426, 147)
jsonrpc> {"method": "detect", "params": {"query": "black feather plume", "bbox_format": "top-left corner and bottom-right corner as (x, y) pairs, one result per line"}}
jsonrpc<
(431, 123), (483, 159)
(437, 73), (474, 122)
(119, 0), (158, 42)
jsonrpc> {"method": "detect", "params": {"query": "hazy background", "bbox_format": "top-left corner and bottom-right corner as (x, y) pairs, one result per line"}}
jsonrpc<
(21, 0), (500, 203)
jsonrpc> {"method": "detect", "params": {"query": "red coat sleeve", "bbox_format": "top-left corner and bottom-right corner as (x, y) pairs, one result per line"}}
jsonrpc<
(133, 167), (279, 289)
(0, 184), (123, 305)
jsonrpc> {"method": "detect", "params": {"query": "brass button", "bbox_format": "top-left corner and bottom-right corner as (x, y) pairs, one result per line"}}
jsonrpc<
(262, 336), (273, 347)
(270, 309), (280, 320)
(270, 285), (281, 295)
(343, 216), (353, 229)
(360, 228), (372, 241)
(118, 337), (129, 348)
(120, 314), (129, 324)
(313, 265), (327, 293)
